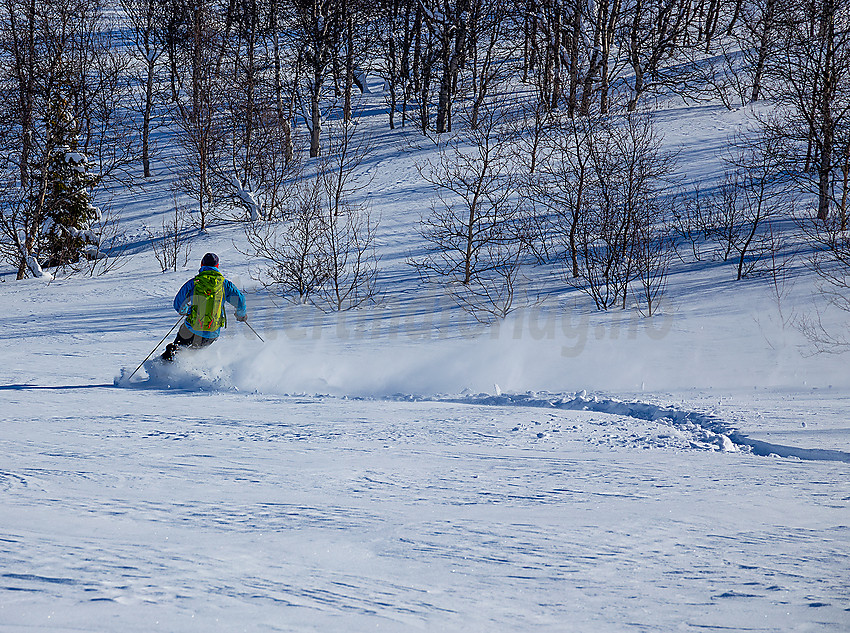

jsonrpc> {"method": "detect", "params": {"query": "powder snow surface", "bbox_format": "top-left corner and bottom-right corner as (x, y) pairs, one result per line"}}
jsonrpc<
(1, 89), (849, 631)
(2, 385), (848, 632)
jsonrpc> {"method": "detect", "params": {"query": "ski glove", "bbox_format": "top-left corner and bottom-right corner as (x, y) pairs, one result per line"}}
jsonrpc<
(236, 313), (248, 322)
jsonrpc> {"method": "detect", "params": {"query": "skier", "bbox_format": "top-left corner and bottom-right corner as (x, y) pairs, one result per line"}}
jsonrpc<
(161, 253), (248, 361)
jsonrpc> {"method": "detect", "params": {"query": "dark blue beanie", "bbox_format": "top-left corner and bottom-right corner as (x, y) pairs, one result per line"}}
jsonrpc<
(201, 253), (219, 268)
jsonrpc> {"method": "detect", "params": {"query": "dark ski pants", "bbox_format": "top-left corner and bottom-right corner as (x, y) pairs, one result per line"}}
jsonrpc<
(161, 323), (215, 361)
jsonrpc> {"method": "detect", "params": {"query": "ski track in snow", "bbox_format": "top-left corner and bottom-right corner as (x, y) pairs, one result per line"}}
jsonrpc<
(117, 360), (850, 464)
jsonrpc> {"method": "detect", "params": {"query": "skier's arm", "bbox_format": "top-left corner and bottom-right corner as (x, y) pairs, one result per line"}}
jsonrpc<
(173, 279), (194, 314)
(224, 280), (247, 319)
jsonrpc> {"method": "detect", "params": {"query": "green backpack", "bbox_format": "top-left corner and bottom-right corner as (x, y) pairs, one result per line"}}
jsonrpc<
(189, 269), (226, 332)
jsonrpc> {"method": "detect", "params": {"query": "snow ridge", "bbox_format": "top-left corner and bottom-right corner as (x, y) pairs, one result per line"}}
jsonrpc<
(412, 391), (850, 463)
(436, 390), (741, 453)
(726, 435), (850, 463)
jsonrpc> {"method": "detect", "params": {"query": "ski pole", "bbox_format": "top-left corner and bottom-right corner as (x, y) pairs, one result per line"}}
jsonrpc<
(127, 316), (184, 380)
(242, 319), (265, 343)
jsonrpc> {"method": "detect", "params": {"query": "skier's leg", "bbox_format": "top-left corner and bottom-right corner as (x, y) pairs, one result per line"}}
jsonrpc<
(161, 343), (178, 361)
(161, 324), (194, 361)
(189, 334), (215, 350)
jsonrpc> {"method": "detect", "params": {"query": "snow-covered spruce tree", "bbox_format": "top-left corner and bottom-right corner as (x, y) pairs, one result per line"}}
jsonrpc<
(0, 0), (115, 279)
(40, 87), (101, 268)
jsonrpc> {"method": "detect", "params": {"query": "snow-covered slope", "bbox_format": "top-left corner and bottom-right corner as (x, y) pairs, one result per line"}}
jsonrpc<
(1, 89), (848, 631)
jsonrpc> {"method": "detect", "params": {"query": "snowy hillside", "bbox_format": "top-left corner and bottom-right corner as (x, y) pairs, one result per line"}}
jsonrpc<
(2, 80), (849, 631)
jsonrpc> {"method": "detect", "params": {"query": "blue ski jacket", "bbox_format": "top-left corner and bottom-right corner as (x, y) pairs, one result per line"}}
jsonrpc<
(173, 266), (248, 339)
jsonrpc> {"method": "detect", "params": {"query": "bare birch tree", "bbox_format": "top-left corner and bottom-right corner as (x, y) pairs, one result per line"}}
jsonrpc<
(414, 106), (531, 319)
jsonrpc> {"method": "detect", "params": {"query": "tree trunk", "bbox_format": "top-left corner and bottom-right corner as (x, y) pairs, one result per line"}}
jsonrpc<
(600, 0), (619, 114)
(817, 0), (837, 221)
(550, 7), (562, 112)
(750, 0), (776, 102)
(310, 79), (321, 157)
(628, 65), (643, 112)
(436, 20), (455, 134)
(343, 5), (354, 124)
(570, 166), (585, 278)
(412, 4), (422, 95)
(420, 36), (431, 134)
(17, 0), (37, 189)
(567, 8), (580, 117)
(727, 0), (744, 34)
(272, 28), (293, 163)
(143, 57), (154, 177)
(400, 0), (412, 127)
(245, 0), (257, 179)
(840, 141), (849, 230)
(387, 7), (398, 130)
